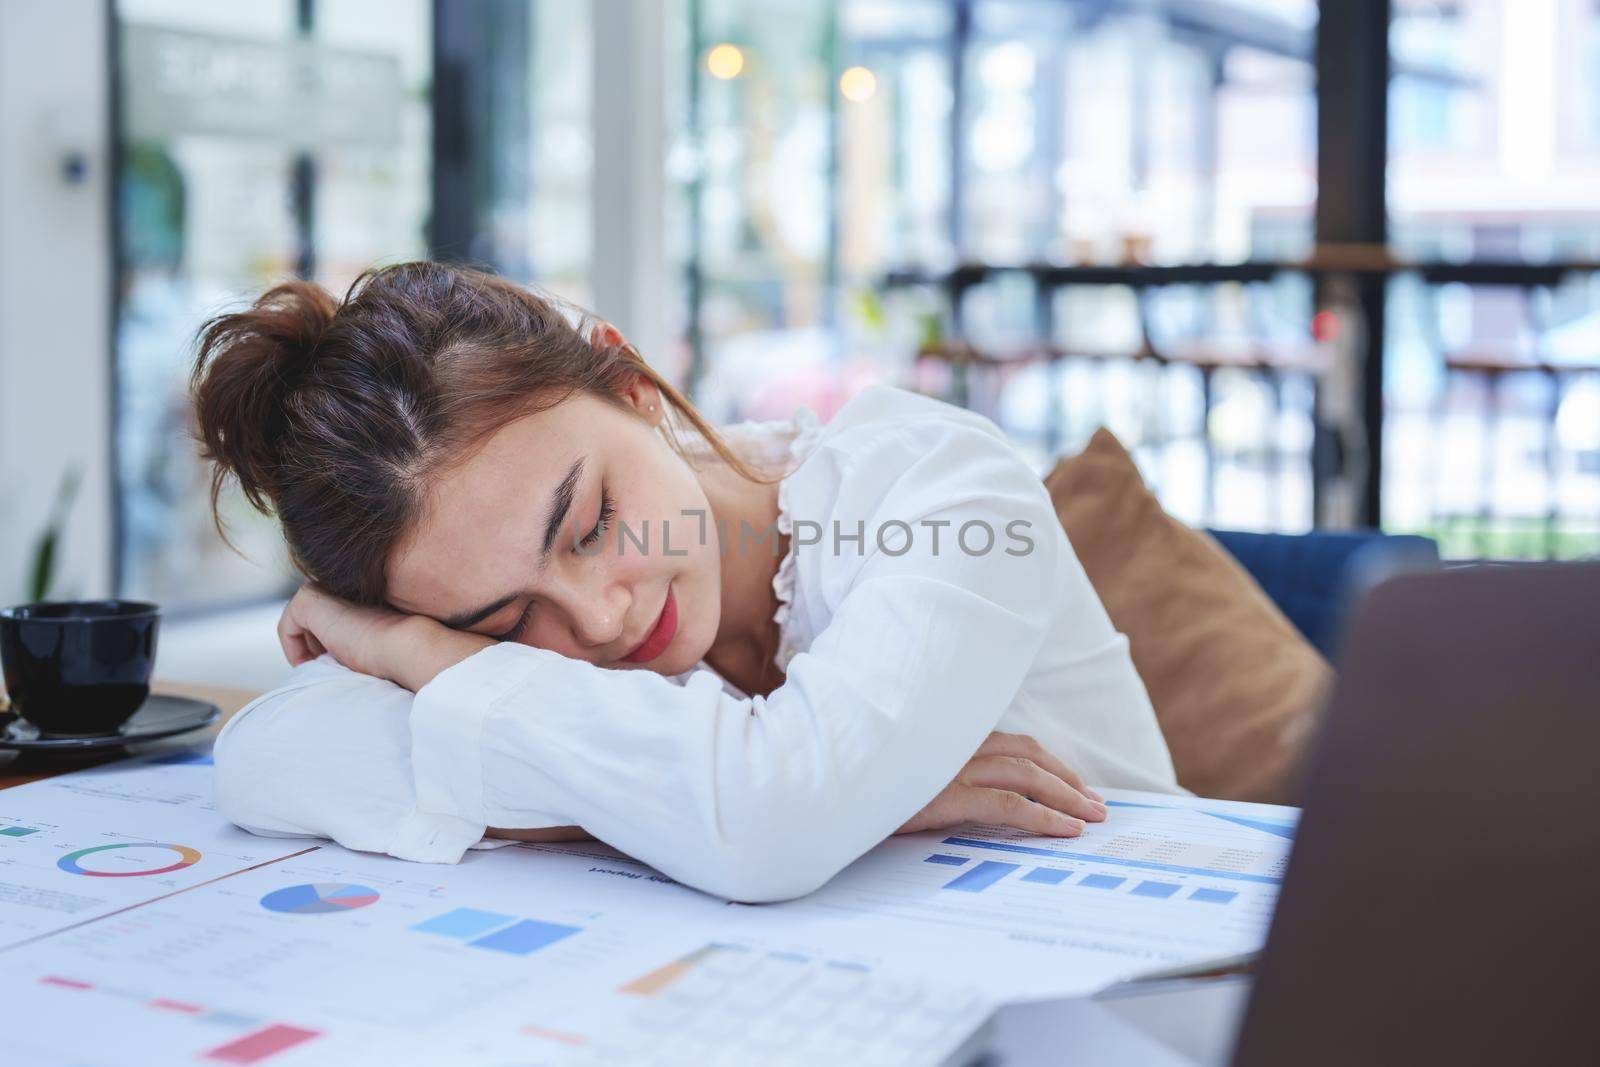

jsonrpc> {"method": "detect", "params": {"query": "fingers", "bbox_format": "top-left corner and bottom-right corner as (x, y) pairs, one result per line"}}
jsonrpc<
(962, 755), (1107, 824)
(967, 787), (1086, 838)
(277, 594), (325, 666)
(276, 612), (301, 665)
(979, 731), (1105, 803)
(897, 733), (1112, 841)
(895, 776), (1098, 839)
(281, 630), (315, 667)
(281, 624), (327, 666)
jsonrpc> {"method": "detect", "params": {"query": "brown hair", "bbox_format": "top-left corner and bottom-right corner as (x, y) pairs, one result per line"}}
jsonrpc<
(190, 261), (776, 605)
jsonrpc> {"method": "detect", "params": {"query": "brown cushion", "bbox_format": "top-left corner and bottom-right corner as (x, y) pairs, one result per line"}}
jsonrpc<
(1044, 429), (1331, 803)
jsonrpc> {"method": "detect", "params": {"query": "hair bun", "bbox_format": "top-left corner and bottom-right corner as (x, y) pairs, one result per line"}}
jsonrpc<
(189, 280), (338, 518)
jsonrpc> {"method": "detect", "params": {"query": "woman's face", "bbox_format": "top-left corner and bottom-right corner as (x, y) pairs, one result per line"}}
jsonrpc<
(385, 387), (721, 676)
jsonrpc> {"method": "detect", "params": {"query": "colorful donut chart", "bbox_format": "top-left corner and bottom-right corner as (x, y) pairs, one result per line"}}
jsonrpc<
(57, 842), (202, 877)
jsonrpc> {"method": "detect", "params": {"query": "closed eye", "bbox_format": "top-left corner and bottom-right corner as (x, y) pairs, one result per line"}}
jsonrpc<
(579, 487), (615, 549)
(491, 600), (535, 642)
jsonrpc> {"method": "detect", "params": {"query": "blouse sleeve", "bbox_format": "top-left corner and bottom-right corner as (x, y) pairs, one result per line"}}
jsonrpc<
(215, 417), (1063, 902)
(210, 656), (501, 861)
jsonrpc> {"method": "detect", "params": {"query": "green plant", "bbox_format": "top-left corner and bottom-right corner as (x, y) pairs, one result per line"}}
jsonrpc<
(28, 466), (81, 603)
(849, 287), (887, 333)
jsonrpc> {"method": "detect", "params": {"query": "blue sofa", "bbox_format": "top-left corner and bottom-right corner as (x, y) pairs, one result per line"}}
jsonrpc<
(1206, 529), (1441, 660)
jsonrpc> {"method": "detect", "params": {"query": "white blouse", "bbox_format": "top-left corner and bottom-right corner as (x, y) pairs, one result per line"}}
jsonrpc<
(212, 384), (1179, 902)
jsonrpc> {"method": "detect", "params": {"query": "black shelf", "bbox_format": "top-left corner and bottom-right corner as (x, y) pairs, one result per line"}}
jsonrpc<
(882, 258), (1600, 294)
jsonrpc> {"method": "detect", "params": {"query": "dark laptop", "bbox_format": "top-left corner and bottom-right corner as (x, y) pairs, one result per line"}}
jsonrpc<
(981, 562), (1600, 1066)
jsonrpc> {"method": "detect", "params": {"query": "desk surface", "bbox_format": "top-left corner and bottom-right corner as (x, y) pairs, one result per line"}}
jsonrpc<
(0, 681), (258, 790)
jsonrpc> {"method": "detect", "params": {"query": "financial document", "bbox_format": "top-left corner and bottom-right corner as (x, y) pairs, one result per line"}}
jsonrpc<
(0, 835), (719, 1065)
(0, 752), (317, 948)
(0, 815), (986, 1066)
(0, 753), (1295, 1065)
(695, 788), (1293, 1001)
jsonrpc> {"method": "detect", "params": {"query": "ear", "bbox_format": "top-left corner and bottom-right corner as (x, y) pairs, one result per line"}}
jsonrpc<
(588, 320), (627, 350)
(618, 371), (664, 427)
(588, 322), (662, 425)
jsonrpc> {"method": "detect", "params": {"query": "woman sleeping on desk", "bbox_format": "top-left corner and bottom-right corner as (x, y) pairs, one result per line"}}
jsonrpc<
(196, 262), (1180, 902)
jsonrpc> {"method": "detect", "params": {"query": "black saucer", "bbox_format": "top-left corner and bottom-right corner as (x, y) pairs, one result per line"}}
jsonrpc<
(0, 694), (220, 753)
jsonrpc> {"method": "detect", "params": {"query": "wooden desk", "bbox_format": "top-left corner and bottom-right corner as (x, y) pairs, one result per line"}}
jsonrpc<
(0, 682), (259, 790)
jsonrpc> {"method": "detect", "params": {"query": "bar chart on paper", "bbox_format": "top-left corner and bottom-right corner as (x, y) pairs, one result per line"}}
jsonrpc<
(740, 788), (1299, 999)
(412, 907), (582, 956)
(924, 798), (1290, 904)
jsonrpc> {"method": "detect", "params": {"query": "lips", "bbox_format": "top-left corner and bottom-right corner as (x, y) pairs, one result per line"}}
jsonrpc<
(621, 584), (678, 664)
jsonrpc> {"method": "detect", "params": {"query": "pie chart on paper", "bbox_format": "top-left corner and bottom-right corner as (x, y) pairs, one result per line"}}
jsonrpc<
(259, 882), (381, 914)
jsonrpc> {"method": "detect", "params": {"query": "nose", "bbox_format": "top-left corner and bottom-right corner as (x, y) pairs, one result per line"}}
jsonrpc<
(567, 582), (630, 651)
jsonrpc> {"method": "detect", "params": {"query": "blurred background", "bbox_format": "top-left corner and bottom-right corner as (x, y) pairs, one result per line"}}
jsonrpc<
(1, 0), (1596, 688)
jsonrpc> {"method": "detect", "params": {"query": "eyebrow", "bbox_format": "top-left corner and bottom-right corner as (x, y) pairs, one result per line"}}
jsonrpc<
(439, 455), (586, 630)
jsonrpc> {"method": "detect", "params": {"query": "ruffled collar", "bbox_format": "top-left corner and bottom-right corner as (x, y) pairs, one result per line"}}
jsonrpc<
(768, 406), (824, 672)
(668, 403), (825, 692)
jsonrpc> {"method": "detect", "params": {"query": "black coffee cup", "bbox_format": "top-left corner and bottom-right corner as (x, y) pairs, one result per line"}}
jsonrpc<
(0, 600), (161, 736)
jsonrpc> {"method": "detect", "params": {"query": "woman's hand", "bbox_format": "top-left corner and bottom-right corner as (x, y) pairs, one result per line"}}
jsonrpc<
(277, 583), (494, 691)
(896, 732), (1107, 838)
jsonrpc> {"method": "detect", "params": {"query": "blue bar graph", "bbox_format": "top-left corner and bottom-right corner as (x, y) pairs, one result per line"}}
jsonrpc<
(941, 836), (1282, 885)
(412, 907), (518, 939)
(469, 919), (582, 956)
(1020, 868), (1071, 885)
(943, 860), (1020, 893)
(924, 854), (969, 867)
(1079, 874), (1126, 890)
(1191, 888), (1238, 904)
(1131, 881), (1181, 899)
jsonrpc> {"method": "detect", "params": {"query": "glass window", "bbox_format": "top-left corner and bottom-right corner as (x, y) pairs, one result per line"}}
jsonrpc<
(1384, 0), (1600, 558)
(682, 0), (1318, 436)
(526, 2), (593, 306)
(837, 0), (955, 274)
(973, 0), (1318, 267)
(422, 2), (593, 302)
(114, 0), (431, 609)
(678, 0), (843, 423)
(1389, 0), (1600, 261)
(468, 1), (595, 304)
(1590, 1), (1600, 148)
